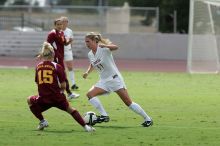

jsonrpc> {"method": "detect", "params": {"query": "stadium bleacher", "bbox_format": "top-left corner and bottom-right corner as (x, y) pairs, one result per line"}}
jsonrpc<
(0, 31), (87, 57)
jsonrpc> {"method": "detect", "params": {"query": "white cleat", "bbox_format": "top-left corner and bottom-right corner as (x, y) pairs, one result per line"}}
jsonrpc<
(68, 93), (80, 101)
(37, 119), (49, 130)
(84, 125), (96, 132)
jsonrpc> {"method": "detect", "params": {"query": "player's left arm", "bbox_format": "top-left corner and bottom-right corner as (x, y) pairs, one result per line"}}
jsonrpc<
(99, 43), (119, 51)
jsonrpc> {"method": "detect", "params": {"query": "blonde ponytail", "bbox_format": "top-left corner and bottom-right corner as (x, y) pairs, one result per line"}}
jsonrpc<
(38, 42), (54, 59)
(85, 32), (112, 45)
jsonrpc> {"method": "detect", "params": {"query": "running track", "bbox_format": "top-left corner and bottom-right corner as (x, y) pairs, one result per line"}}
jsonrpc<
(0, 57), (186, 72)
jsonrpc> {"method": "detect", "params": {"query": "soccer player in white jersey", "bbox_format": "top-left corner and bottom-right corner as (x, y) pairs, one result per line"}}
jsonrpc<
(82, 32), (153, 127)
(61, 16), (79, 91)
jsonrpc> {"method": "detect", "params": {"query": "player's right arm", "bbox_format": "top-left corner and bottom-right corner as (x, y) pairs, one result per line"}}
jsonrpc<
(56, 64), (67, 91)
(83, 64), (94, 79)
(47, 32), (55, 45)
(60, 82), (66, 92)
(64, 38), (73, 46)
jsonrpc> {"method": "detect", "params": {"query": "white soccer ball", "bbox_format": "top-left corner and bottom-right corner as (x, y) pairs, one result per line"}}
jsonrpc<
(84, 111), (97, 126)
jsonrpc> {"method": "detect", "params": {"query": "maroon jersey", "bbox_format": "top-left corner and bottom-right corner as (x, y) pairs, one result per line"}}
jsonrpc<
(35, 61), (66, 97)
(47, 29), (66, 68)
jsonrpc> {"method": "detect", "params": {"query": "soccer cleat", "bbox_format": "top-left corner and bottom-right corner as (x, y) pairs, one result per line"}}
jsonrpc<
(68, 92), (80, 101)
(84, 125), (96, 132)
(71, 84), (79, 90)
(142, 119), (153, 127)
(37, 119), (49, 130)
(95, 115), (110, 123)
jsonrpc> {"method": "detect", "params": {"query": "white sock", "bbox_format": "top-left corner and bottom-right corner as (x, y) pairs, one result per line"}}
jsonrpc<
(89, 97), (108, 116)
(129, 102), (151, 121)
(69, 70), (75, 85)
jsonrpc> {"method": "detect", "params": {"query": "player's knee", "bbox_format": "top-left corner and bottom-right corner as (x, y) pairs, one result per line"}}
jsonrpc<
(27, 96), (32, 106)
(67, 106), (75, 114)
(86, 92), (93, 99)
(123, 97), (132, 106)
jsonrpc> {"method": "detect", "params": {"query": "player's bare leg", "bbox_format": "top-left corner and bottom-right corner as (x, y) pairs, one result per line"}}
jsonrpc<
(115, 88), (153, 127)
(87, 87), (110, 123)
(65, 60), (79, 90)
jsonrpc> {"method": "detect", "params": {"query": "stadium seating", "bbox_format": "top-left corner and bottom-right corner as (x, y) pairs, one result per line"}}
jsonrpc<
(0, 31), (87, 58)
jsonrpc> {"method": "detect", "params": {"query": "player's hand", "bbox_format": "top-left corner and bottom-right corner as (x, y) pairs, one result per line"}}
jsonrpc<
(99, 44), (106, 48)
(66, 38), (73, 45)
(69, 38), (73, 42)
(82, 72), (88, 79)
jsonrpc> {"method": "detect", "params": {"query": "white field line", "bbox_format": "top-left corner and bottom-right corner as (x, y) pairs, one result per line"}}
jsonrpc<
(0, 65), (29, 69)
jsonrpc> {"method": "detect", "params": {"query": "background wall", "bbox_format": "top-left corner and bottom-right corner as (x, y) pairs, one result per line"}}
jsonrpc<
(0, 31), (188, 60)
(106, 33), (188, 60)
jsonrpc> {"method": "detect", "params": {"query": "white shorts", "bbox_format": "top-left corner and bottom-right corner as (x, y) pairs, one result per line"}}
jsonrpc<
(64, 49), (73, 61)
(95, 75), (126, 93)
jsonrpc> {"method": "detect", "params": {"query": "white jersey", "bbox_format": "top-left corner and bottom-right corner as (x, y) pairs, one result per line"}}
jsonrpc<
(63, 27), (73, 51)
(88, 47), (122, 82)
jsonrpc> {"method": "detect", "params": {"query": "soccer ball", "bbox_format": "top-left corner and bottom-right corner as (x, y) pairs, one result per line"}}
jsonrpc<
(83, 111), (97, 126)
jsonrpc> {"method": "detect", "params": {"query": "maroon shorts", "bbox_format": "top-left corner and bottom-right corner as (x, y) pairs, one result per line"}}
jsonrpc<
(29, 94), (69, 112)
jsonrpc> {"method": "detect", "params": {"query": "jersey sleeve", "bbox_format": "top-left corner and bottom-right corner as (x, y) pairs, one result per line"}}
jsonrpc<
(47, 32), (55, 44)
(87, 52), (93, 65)
(56, 64), (66, 83)
(103, 47), (111, 55)
(66, 29), (74, 39)
(70, 30), (74, 39)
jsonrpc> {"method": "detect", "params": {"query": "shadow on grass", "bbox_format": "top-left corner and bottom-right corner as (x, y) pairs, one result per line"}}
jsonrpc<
(32, 129), (79, 133)
(31, 125), (136, 133)
(94, 125), (136, 129)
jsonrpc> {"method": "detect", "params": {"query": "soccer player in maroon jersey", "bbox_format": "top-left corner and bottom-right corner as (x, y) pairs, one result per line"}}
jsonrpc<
(47, 18), (79, 100)
(27, 42), (95, 132)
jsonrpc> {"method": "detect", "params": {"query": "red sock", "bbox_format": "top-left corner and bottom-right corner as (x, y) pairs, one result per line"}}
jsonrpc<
(71, 110), (86, 127)
(29, 105), (43, 121)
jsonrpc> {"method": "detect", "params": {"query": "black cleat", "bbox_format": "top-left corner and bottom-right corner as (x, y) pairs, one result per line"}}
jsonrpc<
(142, 120), (153, 127)
(95, 115), (110, 123)
(71, 84), (79, 90)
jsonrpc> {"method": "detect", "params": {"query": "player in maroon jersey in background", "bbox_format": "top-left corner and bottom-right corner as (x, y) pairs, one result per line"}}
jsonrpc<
(47, 18), (79, 100)
(27, 42), (95, 132)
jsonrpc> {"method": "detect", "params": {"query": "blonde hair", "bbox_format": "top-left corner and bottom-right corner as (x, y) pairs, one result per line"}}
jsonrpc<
(54, 18), (62, 25)
(85, 32), (112, 45)
(60, 16), (68, 22)
(38, 42), (54, 59)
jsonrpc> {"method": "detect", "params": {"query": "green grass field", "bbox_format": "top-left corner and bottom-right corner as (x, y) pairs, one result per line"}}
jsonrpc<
(0, 68), (220, 146)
